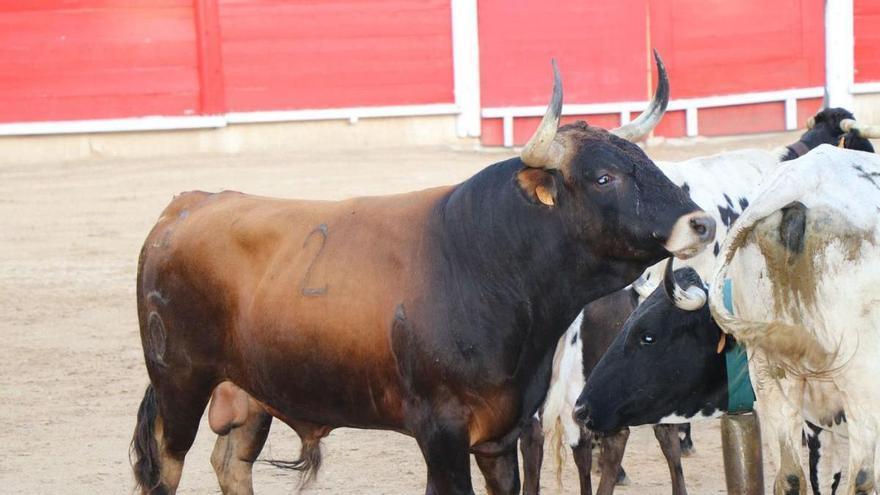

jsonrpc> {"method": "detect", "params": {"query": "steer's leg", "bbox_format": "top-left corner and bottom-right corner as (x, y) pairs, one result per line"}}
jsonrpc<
(414, 414), (475, 495)
(596, 427), (629, 495)
(843, 405), (875, 495)
(764, 378), (807, 495)
(678, 423), (695, 457)
(571, 428), (593, 495)
(519, 414), (544, 495)
(654, 424), (688, 495)
(474, 447), (521, 495)
(210, 388), (272, 495)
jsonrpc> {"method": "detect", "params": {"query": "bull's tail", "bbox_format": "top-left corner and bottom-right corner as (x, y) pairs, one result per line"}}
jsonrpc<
(131, 384), (163, 494)
(264, 436), (323, 487)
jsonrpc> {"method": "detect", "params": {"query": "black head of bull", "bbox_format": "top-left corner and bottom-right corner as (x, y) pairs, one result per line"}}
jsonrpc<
(574, 259), (727, 433)
(782, 107), (879, 160)
(509, 51), (715, 264)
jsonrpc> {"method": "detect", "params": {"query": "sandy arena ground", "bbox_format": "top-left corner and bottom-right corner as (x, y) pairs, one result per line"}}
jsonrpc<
(1, 131), (819, 494)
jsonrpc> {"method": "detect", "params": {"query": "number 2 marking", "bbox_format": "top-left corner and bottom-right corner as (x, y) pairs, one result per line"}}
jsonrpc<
(300, 223), (329, 297)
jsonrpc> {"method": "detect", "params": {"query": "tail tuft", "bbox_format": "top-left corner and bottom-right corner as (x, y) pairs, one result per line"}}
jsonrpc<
(264, 437), (323, 487)
(131, 384), (165, 494)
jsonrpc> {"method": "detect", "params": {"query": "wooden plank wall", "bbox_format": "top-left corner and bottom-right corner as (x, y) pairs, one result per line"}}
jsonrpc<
(218, 0), (454, 112)
(0, 0), (200, 123)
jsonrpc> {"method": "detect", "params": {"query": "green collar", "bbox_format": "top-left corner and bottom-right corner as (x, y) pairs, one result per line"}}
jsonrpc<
(722, 278), (756, 414)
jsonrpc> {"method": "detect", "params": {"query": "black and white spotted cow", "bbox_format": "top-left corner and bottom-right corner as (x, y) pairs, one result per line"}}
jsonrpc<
(523, 109), (877, 495)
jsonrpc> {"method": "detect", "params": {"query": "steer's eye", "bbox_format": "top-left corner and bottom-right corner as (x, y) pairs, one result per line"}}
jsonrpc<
(597, 175), (612, 186)
(640, 333), (656, 345)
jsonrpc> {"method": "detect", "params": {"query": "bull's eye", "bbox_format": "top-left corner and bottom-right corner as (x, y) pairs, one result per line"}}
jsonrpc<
(640, 333), (656, 345)
(597, 175), (611, 186)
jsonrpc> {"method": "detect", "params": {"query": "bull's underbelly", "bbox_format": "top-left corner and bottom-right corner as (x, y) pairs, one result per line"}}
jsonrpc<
(225, 314), (410, 432)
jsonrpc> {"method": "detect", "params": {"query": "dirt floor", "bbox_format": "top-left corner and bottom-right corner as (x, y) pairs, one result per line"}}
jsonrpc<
(0, 131), (814, 494)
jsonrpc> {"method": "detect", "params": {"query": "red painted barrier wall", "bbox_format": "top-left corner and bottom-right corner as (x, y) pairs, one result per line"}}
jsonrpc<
(0, 0), (201, 123)
(855, 0), (880, 83)
(648, 0), (824, 98)
(478, 0), (826, 144)
(478, 0), (650, 145)
(218, 0), (454, 112)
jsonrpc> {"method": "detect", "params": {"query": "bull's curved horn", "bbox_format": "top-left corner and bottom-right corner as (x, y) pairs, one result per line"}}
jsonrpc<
(611, 49), (669, 142)
(806, 115), (816, 129)
(632, 274), (658, 299)
(521, 59), (565, 169)
(662, 258), (707, 311)
(840, 118), (880, 139)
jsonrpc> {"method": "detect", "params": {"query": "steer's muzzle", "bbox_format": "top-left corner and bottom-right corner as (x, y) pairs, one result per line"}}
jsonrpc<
(663, 211), (716, 259)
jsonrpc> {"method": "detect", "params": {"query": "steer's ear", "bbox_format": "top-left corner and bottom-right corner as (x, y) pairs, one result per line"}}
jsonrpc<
(716, 332), (727, 354)
(517, 168), (558, 207)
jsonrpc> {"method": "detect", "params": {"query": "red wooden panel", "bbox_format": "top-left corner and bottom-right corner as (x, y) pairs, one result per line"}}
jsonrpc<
(645, 109), (686, 138)
(481, 118), (504, 147)
(855, 0), (880, 82)
(478, 0), (649, 108)
(796, 98), (823, 127)
(649, 0), (824, 98)
(699, 102), (786, 136)
(219, 0), (454, 111)
(0, 2), (200, 123)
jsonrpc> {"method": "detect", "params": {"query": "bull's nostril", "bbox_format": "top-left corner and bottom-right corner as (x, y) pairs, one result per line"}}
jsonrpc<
(689, 216), (716, 242)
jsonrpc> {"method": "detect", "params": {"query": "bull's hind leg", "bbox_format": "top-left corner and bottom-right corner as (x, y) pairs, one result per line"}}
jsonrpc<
(131, 376), (214, 494)
(413, 412), (474, 495)
(474, 447), (520, 495)
(209, 382), (272, 494)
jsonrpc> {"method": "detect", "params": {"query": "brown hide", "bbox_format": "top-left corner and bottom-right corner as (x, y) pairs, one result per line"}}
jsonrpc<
(139, 188), (458, 435)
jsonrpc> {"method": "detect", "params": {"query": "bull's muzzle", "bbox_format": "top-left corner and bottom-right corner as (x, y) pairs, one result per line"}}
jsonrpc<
(664, 212), (716, 259)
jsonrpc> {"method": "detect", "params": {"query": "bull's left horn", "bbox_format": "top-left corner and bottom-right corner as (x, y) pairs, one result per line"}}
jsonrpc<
(611, 49), (669, 142)
(662, 258), (707, 311)
(521, 59), (565, 169)
(840, 118), (880, 139)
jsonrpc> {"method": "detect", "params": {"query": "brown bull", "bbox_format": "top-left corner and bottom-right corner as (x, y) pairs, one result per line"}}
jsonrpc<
(131, 56), (715, 495)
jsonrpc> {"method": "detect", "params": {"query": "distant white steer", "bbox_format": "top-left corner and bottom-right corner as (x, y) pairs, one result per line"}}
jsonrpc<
(711, 144), (880, 495)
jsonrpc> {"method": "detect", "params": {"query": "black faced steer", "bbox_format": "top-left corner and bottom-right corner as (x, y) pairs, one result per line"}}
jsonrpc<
(577, 259), (846, 495)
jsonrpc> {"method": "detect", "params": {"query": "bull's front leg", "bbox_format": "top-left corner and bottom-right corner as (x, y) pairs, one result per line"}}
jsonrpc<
(409, 400), (476, 495)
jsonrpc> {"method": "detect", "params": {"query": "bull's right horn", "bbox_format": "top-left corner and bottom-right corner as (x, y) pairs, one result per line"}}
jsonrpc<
(521, 60), (565, 169)
(840, 119), (880, 139)
(611, 49), (670, 142)
(632, 274), (658, 299)
(662, 258), (707, 311)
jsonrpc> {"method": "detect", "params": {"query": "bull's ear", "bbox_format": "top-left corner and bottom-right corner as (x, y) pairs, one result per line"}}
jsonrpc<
(516, 168), (558, 206)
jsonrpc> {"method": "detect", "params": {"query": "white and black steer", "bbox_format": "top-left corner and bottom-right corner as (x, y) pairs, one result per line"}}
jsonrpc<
(523, 107), (876, 495)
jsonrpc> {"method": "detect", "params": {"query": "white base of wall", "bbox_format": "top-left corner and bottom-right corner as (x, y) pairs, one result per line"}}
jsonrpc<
(0, 115), (468, 165)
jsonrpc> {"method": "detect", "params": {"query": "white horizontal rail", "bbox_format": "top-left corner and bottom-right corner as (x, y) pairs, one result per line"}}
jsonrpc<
(484, 87), (825, 146)
(851, 82), (880, 94)
(0, 104), (460, 137)
(0, 115), (227, 137)
(225, 103), (460, 124)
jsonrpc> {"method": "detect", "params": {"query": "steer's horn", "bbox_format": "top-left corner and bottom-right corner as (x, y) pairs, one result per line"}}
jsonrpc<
(663, 258), (707, 311)
(611, 49), (669, 142)
(840, 118), (880, 139)
(632, 274), (658, 299)
(521, 60), (565, 169)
